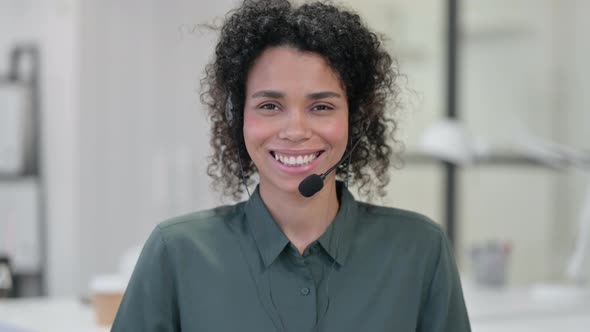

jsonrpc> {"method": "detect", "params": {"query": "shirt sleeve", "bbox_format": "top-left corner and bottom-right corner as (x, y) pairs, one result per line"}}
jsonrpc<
(111, 226), (180, 331)
(417, 231), (471, 332)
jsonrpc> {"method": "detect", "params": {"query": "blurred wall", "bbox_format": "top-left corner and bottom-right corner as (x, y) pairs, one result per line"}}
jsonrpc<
(458, 0), (557, 284)
(0, 0), (81, 296)
(76, 0), (236, 296)
(550, 0), (590, 280)
(349, 0), (590, 285)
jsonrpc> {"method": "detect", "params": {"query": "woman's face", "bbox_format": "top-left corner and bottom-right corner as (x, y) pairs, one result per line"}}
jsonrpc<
(243, 46), (349, 196)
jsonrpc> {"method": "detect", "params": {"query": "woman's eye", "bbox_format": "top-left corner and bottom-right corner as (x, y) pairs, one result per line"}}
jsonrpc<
(312, 104), (333, 112)
(260, 103), (280, 111)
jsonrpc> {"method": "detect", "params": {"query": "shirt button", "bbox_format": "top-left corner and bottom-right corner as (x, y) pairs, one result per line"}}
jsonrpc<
(300, 287), (310, 296)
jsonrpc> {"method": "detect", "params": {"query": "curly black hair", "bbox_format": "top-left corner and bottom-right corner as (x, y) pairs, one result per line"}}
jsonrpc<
(201, 0), (404, 200)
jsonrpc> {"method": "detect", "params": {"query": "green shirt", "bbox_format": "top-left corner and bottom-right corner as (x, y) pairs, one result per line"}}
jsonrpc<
(112, 182), (471, 331)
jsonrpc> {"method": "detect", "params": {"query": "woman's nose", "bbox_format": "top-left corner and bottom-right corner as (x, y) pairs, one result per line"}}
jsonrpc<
(278, 110), (312, 141)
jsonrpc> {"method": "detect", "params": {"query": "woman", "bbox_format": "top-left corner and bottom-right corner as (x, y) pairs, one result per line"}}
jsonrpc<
(112, 0), (471, 331)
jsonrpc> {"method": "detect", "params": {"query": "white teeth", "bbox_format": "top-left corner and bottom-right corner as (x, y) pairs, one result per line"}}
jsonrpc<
(273, 152), (319, 166)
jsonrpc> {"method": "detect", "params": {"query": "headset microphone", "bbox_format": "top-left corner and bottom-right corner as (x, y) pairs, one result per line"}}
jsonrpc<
(298, 174), (325, 198)
(298, 121), (371, 197)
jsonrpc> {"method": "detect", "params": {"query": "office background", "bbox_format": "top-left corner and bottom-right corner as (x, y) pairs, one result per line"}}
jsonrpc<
(0, 0), (589, 300)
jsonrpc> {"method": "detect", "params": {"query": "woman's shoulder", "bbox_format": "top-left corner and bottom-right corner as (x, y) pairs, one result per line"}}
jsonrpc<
(154, 202), (246, 241)
(355, 201), (445, 239)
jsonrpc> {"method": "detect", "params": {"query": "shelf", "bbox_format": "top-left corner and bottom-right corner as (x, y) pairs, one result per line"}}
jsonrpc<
(403, 152), (589, 169)
(0, 174), (39, 182)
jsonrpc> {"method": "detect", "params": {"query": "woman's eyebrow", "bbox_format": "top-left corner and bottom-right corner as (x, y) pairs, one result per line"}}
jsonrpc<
(251, 90), (284, 99)
(306, 91), (342, 100)
(250, 90), (342, 100)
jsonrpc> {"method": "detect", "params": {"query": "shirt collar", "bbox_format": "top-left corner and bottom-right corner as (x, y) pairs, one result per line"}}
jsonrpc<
(317, 181), (358, 266)
(244, 181), (358, 269)
(244, 186), (291, 269)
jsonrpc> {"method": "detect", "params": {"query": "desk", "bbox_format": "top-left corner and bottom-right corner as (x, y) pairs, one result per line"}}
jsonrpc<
(0, 287), (589, 331)
(472, 315), (590, 332)
(465, 284), (590, 332)
(0, 298), (108, 332)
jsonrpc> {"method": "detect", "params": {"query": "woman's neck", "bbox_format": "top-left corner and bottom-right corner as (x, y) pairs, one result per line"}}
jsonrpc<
(259, 178), (340, 254)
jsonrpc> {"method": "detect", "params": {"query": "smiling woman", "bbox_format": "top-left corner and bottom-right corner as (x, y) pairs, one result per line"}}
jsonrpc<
(111, 1), (471, 331)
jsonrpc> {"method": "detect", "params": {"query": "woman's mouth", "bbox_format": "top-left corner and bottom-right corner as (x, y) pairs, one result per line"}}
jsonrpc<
(270, 151), (324, 167)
